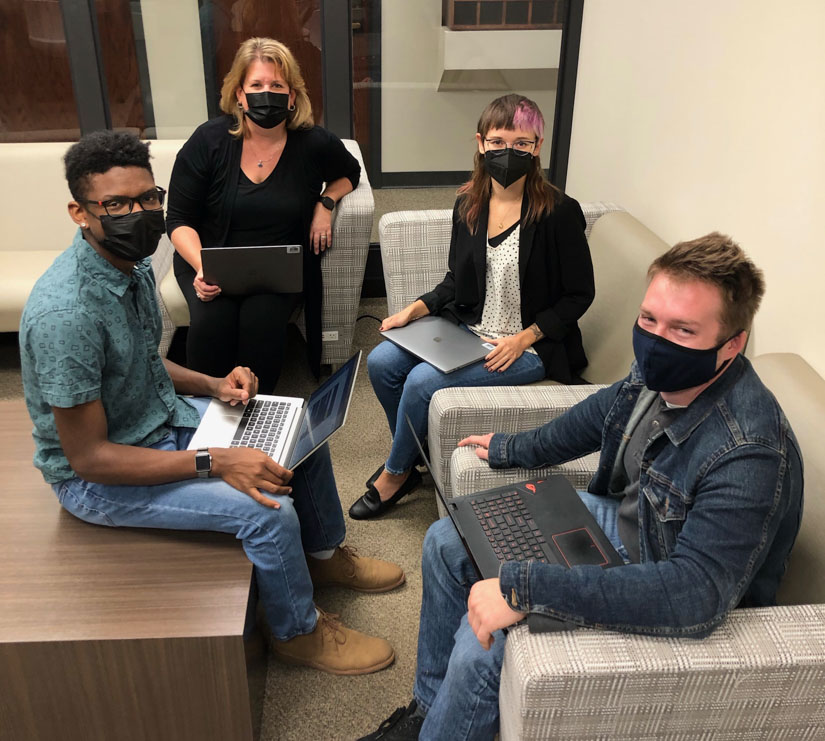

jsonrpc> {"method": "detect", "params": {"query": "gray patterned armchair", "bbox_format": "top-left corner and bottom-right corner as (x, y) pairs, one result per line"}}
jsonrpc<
(439, 353), (825, 739)
(153, 139), (373, 367)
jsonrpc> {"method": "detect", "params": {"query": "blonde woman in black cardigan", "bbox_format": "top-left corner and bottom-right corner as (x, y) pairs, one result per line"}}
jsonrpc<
(350, 94), (595, 521)
(167, 37), (360, 391)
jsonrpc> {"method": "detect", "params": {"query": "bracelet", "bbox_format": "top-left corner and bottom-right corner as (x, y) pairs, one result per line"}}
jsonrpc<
(529, 324), (543, 341)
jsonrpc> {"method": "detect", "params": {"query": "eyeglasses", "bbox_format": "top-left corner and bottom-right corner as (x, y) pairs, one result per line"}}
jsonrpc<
(484, 138), (537, 153)
(83, 186), (166, 218)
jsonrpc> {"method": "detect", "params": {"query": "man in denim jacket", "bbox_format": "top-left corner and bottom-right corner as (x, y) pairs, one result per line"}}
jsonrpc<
(359, 233), (803, 741)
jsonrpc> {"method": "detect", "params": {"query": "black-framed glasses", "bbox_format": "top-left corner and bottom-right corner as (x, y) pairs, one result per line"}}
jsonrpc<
(483, 138), (537, 153)
(83, 186), (166, 218)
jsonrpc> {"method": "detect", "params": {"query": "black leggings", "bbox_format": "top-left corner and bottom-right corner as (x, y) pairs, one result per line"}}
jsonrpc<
(175, 258), (300, 393)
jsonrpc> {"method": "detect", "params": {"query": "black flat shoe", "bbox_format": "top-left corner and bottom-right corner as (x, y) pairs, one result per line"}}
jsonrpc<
(357, 700), (422, 740)
(349, 469), (422, 520)
(365, 463), (385, 489)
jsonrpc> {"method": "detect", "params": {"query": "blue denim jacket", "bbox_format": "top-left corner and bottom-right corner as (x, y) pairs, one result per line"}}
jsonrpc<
(489, 355), (803, 637)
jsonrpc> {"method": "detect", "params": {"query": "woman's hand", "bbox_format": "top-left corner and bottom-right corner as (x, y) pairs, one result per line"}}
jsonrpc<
(309, 203), (333, 255)
(380, 299), (429, 332)
(194, 269), (221, 302)
(482, 331), (533, 372)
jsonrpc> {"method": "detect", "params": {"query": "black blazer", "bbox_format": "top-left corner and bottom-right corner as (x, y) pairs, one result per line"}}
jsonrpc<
(166, 115), (360, 376)
(418, 192), (595, 383)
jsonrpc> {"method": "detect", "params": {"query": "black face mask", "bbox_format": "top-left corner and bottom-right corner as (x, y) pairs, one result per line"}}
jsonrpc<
(483, 148), (534, 188)
(632, 322), (740, 392)
(243, 91), (290, 129)
(97, 210), (166, 262)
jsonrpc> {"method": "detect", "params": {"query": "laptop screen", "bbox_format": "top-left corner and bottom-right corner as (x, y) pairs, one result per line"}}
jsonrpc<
(289, 353), (359, 466)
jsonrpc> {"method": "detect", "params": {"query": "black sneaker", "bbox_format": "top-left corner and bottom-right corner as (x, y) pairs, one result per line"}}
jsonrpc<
(357, 700), (423, 740)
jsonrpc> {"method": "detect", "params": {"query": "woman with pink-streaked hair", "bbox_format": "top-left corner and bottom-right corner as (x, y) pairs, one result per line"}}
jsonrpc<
(350, 94), (595, 521)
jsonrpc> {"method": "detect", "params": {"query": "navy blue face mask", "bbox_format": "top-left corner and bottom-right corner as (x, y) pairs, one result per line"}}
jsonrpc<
(632, 323), (741, 392)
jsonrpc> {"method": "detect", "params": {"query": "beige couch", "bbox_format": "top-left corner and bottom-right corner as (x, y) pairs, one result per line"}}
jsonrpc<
(1, 138), (374, 367)
(420, 210), (825, 737)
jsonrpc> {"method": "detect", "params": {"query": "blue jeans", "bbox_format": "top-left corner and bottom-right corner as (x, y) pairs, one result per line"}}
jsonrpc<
(367, 339), (545, 474)
(51, 397), (346, 641)
(413, 491), (625, 740)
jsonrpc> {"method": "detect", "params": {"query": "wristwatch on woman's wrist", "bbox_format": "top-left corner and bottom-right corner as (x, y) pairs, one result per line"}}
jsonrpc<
(318, 195), (335, 211)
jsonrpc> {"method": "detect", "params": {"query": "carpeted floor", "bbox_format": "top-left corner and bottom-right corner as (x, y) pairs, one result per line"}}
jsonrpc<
(1, 297), (438, 741)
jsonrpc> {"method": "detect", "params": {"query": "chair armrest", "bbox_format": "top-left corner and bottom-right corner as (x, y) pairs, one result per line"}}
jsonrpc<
(427, 385), (604, 499)
(378, 209), (453, 315)
(150, 235), (176, 357)
(308, 138), (373, 366)
(500, 603), (825, 740)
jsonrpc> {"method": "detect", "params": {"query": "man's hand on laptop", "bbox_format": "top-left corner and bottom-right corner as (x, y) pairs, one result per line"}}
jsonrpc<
(210, 448), (293, 508)
(214, 366), (259, 406)
(458, 433), (494, 461)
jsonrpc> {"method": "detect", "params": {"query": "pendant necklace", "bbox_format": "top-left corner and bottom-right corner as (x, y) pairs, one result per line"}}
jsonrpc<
(247, 138), (280, 168)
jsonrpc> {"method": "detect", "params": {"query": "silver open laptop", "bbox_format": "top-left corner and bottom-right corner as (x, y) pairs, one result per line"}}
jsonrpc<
(187, 352), (361, 469)
(380, 316), (493, 373)
(201, 244), (303, 295)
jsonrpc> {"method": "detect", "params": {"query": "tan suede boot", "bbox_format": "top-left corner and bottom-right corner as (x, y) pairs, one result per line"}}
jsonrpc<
(308, 545), (405, 593)
(270, 610), (395, 675)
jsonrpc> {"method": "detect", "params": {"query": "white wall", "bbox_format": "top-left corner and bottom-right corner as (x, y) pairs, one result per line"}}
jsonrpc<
(381, 0), (558, 172)
(566, 0), (825, 376)
(141, 0), (208, 139)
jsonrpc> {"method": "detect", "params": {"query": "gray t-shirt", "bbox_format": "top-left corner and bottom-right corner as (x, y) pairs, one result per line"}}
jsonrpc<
(615, 396), (684, 562)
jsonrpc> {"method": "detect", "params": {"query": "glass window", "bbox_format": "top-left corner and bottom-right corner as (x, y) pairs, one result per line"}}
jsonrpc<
(353, 0), (564, 184)
(1, 0), (80, 142)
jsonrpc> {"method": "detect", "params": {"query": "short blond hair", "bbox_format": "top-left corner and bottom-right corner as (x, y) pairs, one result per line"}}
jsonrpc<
(219, 37), (313, 137)
(648, 232), (766, 338)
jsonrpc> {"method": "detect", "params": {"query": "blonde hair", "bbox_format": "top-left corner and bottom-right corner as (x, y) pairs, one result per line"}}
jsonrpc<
(219, 37), (313, 137)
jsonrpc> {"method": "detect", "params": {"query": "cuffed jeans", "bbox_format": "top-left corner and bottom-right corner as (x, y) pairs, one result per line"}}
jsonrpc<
(367, 339), (545, 475)
(413, 490), (626, 740)
(51, 397), (346, 641)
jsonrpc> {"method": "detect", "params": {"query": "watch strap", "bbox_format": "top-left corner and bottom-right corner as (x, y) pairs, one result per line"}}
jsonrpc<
(318, 195), (335, 211)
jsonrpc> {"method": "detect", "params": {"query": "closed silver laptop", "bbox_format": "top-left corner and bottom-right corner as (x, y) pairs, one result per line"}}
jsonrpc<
(380, 316), (493, 373)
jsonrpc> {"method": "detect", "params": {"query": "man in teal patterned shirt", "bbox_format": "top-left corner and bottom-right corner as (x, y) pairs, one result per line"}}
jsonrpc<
(19, 130), (402, 676)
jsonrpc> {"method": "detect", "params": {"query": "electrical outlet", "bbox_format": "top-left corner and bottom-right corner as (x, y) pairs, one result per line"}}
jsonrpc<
(322, 331), (339, 342)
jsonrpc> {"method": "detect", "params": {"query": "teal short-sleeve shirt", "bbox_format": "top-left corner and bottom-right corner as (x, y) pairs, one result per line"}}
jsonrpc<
(20, 231), (200, 483)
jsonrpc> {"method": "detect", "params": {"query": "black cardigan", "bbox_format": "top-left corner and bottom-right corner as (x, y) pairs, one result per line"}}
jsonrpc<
(418, 192), (595, 383)
(166, 115), (361, 376)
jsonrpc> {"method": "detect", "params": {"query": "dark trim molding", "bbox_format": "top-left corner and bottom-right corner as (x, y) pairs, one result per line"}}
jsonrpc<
(130, 4), (156, 137)
(548, 0), (584, 190)
(321, 1), (353, 138)
(365, 1), (382, 188)
(60, 0), (111, 134)
(361, 243), (386, 298)
(379, 171), (469, 188)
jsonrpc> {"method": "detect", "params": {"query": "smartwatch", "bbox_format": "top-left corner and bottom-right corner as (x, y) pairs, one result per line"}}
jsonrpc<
(318, 195), (335, 211)
(195, 448), (212, 479)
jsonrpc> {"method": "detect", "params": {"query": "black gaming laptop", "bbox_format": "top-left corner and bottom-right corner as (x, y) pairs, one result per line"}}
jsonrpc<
(407, 417), (625, 631)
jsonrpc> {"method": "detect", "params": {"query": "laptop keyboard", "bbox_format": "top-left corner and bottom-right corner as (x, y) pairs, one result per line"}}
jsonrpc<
(471, 492), (550, 563)
(230, 399), (290, 457)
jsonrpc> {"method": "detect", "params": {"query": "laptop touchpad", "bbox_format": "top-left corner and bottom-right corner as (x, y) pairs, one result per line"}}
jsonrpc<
(552, 528), (609, 567)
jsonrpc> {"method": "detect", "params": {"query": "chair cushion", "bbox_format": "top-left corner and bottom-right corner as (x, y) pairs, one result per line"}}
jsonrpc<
(0, 251), (63, 332)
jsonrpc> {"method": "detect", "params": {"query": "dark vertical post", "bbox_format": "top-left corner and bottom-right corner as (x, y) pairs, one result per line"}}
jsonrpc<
(60, 0), (112, 134)
(321, 0), (354, 139)
(548, 0), (584, 190)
